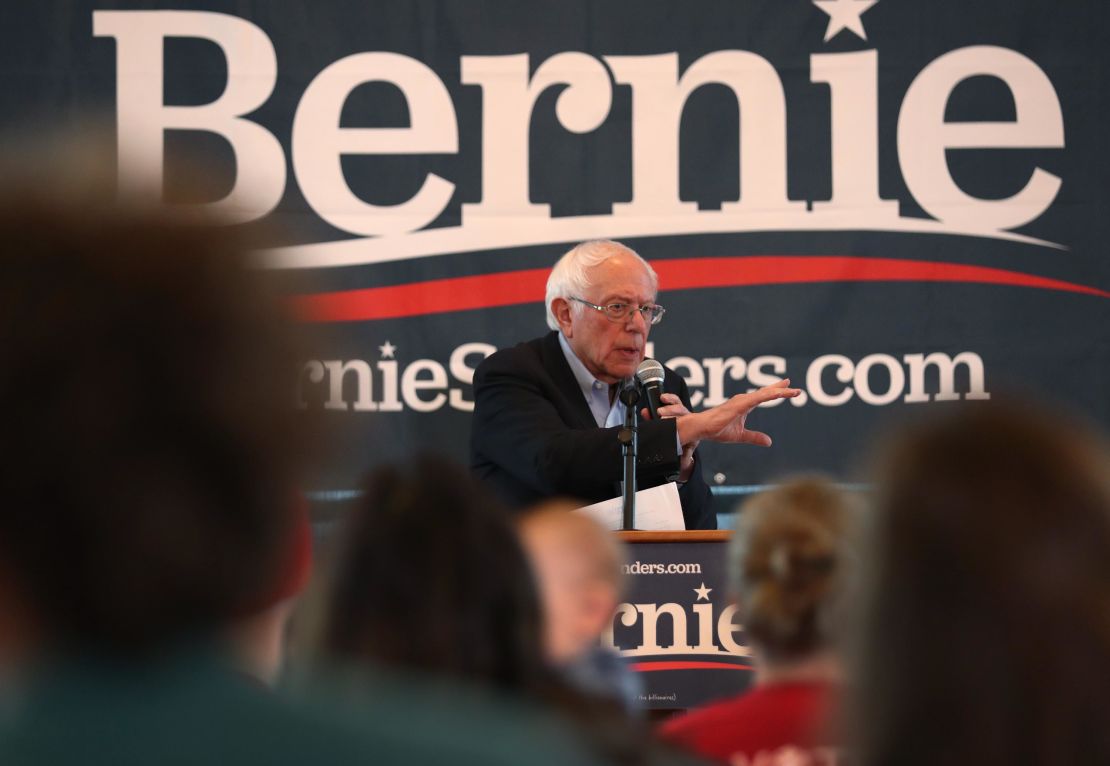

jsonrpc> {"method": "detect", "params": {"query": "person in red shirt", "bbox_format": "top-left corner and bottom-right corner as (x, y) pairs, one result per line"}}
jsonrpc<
(659, 478), (856, 765)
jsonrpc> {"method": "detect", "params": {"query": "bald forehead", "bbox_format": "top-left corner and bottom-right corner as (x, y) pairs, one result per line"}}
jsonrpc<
(520, 506), (603, 543)
(585, 253), (656, 298)
(589, 241), (639, 261)
(518, 506), (624, 583)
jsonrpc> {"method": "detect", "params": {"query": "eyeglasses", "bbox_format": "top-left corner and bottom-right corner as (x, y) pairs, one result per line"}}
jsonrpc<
(570, 297), (666, 325)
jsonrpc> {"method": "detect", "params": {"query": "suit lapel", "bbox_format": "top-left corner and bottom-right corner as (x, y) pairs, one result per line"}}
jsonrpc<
(540, 331), (599, 430)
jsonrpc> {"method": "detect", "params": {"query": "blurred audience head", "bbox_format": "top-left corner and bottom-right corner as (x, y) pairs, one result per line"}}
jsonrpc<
(0, 181), (307, 662)
(314, 461), (668, 764)
(854, 399), (1110, 766)
(517, 502), (625, 665)
(226, 494), (314, 685)
(318, 455), (549, 693)
(730, 477), (856, 676)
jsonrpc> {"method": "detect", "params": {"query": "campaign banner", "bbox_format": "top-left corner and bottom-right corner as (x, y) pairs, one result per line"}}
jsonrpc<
(612, 535), (751, 709)
(2, 1), (1108, 503)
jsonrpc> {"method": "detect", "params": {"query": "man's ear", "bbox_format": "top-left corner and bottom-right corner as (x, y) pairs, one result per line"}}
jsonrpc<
(552, 298), (574, 337)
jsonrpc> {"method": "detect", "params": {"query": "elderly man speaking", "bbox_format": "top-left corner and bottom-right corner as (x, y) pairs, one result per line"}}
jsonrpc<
(469, 240), (798, 529)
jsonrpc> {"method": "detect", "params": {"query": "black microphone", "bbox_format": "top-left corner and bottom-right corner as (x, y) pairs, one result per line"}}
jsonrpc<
(618, 377), (640, 407)
(636, 358), (665, 421)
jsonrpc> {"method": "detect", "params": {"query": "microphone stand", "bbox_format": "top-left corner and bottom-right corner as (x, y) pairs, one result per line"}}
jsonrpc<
(618, 380), (640, 531)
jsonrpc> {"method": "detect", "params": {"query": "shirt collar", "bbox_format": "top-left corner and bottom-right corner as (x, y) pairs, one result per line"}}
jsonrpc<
(558, 331), (608, 391)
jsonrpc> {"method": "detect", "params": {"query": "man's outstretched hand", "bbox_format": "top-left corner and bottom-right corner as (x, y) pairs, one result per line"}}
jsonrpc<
(676, 379), (801, 447)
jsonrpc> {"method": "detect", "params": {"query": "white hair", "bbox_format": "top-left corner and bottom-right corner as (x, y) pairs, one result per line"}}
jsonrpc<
(544, 240), (658, 330)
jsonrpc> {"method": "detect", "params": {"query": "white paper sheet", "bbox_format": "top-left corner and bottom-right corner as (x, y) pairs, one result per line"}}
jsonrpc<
(574, 482), (685, 531)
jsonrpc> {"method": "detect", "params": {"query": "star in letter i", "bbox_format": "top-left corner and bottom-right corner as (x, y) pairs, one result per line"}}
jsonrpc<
(812, 0), (879, 42)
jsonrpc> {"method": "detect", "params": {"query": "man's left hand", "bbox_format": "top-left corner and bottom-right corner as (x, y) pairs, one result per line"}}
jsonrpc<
(642, 393), (701, 482)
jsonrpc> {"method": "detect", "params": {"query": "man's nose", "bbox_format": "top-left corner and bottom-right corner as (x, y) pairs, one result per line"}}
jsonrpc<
(625, 307), (648, 332)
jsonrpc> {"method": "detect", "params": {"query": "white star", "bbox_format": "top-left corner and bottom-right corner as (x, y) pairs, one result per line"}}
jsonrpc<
(379, 340), (397, 359)
(693, 582), (713, 601)
(813, 0), (879, 42)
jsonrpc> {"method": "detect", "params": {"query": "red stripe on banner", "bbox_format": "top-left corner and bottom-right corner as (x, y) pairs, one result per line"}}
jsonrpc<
(292, 267), (551, 322)
(653, 256), (1110, 298)
(291, 256), (1110, 322)
(630, 660), (753, 672)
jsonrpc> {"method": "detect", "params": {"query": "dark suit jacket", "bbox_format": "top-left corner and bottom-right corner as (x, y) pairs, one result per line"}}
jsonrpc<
(469, 331), (715, 529)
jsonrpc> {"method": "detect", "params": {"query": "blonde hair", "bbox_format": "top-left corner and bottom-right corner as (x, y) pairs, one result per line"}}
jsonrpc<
(730, 477), (855, 662)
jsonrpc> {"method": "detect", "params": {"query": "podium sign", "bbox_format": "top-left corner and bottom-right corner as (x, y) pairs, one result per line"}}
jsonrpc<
(608, 531), (752, 710)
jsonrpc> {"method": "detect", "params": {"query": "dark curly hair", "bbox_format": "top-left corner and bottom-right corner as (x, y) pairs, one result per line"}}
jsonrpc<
(321, 455), (550, 692)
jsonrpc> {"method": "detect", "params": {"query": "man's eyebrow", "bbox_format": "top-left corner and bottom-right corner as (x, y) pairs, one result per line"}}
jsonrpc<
(599, 293), (657, 304)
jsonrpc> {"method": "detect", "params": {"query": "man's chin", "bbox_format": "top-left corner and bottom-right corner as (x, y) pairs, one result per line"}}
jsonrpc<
(606, 361), (641, 381)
